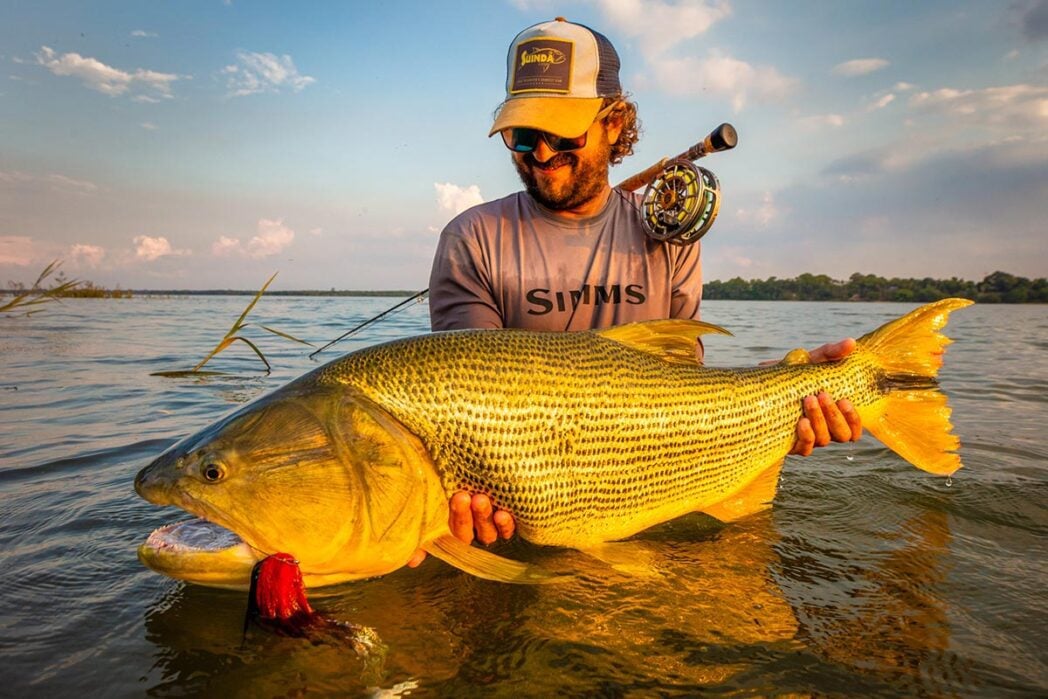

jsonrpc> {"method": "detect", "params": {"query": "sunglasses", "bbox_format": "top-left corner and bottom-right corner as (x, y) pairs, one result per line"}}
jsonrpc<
(501, 103), (618, 154)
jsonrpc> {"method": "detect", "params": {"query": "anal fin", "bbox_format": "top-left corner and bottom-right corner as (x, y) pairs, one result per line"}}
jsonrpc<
(422, 534), (571, 584)
(581, 541), (660, 578)
(701, 459), (784, 523)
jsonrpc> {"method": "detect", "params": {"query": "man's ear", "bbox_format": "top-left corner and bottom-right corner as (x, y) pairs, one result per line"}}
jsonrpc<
(605, 114), (624, 145)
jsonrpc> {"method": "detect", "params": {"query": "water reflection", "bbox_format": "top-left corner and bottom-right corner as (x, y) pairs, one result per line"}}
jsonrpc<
(141, 513), (803, 695)
(141, 507), (962, 696)
(783, 508), (959, 696)
(500, 513), (801, 695)
(143, 582), (393, 696)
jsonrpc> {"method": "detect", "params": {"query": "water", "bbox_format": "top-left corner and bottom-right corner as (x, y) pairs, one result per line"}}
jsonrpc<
(1, 297), (1045, 697)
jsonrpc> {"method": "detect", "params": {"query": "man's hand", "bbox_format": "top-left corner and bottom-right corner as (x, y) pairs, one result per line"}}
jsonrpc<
(787, 338), (863, 456)
(406, 493), (516, 568)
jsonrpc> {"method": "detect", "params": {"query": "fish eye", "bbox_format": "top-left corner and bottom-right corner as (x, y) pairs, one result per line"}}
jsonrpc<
(201, 462), (225, 483)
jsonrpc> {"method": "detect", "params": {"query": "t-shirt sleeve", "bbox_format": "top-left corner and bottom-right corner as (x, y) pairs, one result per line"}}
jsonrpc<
(669, 242), (703, 321)
(428, 222), (504, 331)
(669, 242), (704, 362)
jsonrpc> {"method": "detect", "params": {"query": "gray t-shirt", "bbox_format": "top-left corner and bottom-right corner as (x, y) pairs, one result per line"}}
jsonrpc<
(429, 189), (702, 332)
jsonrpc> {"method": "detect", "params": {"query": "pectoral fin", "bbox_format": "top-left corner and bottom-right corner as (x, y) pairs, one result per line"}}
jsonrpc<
(702, 459), (784, 523)
(422, 534), (571, 584)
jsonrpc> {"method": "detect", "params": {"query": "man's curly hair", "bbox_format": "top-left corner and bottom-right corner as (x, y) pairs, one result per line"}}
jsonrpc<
(602, 95), (641, 165)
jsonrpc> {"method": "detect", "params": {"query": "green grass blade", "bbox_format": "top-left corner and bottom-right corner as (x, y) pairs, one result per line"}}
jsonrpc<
(191, 336), (238, 372)
(223, 272), (277, 338)
(150, 369), (228, 377)
(259, 324), (315, 347)
(230, 336), (271, 372)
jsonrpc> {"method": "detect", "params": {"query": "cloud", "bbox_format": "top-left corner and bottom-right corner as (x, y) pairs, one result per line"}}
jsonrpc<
(832, 58), (890, 77)
(588, 1), (785, 111)
(649, 50), (797, 111)
(134, 235), (188, 261)
(34, 46), (179, 99)
(211, 218), (295, 258)
(434, 182), (484, 216)
(1021, 0), (1048, 41)
(595, 0), (732, 57)
(868, 93), (896, 111)
(222, 51), (315, 97)
(140, 121), (158, 130)
(712, 138), (1048, 281)
(909, 84), (1048, 129)
(130, 30), (157, 38)
(798, 113), (845, 129)
(734, 191), (783, 227)
(0, 235), (36, 266)
(69, 243), (105, 267)
(0, 169), (98, 194)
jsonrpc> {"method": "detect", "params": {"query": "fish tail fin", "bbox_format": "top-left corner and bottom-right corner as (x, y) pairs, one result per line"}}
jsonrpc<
(857, 298), (973, 476)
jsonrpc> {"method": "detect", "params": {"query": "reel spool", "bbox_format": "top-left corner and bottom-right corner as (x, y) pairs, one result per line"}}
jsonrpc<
(641, 158), (721, 246)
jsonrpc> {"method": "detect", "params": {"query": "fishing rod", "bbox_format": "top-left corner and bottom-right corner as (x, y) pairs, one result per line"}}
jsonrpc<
(311, 123), (738, 357)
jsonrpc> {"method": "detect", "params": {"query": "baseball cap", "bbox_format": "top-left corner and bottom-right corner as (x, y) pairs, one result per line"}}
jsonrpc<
(489, 17), (622, 139)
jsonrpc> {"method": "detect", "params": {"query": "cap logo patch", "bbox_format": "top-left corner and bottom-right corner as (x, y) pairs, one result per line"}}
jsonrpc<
(520, 47), (566, 72)
(510, 38), (574, 94)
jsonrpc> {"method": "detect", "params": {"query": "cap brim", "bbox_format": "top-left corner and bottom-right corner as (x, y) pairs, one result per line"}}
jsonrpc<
(488, 97), (604, 138)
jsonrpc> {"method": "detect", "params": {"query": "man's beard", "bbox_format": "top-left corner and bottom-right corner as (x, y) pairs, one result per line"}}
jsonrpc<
(513, 136), (611, 211)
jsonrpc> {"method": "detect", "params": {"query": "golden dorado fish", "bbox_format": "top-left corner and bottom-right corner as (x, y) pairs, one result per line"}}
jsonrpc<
(135, 298), (971, 590)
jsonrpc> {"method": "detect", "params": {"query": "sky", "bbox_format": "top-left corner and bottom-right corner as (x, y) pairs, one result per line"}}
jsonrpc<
(1, 0), (1046, 291)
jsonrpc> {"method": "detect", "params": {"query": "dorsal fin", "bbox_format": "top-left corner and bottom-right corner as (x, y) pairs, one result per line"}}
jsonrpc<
(594, 319), (732, 365)
(780, 348), (811, 366)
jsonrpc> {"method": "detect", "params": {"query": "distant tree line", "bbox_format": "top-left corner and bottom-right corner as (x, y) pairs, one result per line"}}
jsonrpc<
(703, 271), (1047, 303)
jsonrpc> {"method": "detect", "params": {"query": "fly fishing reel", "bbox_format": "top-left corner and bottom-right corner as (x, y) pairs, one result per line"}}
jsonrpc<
(641, 159), (721, 246)
(620, 122), (736, 247)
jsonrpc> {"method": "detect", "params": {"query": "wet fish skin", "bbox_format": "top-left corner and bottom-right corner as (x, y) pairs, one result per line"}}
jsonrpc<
(136, 298), (971, 589)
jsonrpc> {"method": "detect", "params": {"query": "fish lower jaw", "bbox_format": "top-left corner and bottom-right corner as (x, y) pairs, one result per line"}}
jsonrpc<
(138, 519), (261, 590)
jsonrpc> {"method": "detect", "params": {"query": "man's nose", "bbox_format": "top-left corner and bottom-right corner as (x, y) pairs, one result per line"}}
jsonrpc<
(531, 137), (556, 163)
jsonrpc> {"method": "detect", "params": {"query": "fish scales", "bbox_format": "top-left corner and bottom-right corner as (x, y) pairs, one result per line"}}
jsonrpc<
(135, 299), (970, 588)
(311, 329), (883, 547)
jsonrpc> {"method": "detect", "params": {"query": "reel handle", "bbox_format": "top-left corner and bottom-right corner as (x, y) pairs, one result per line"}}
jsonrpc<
(616, 123), (737, 192)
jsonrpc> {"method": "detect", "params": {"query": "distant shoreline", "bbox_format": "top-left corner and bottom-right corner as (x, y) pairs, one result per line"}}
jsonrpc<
(4, 270), (1044, 303)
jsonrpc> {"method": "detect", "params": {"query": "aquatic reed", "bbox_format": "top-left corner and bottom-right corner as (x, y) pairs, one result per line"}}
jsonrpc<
(1, 261), (82, 316)
(152, 272), (313, 377)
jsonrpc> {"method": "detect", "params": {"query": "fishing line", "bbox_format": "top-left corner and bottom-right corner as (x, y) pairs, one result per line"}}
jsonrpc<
(309, 288), (429, 359)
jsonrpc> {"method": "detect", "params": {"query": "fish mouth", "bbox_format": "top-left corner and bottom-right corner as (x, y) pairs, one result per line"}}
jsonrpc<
(138, 519), (261, 590)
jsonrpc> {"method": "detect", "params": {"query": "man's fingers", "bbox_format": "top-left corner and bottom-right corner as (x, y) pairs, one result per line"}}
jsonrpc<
(449, 491), (474, 543)
(808, 338), (856, 364)
(804, 394), (831, 447)
(493, 509), (516, 540)
(407, 548), (427, 568)
(792, 394), (864, 456)
(819, 391), (853, 443)
(471, 494), (498, 545)
(791, 417), (815, 456)
(839, 398), (863, 441)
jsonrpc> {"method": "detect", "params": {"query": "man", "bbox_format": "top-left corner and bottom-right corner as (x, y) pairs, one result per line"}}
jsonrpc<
(415, 18), (860, 565)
